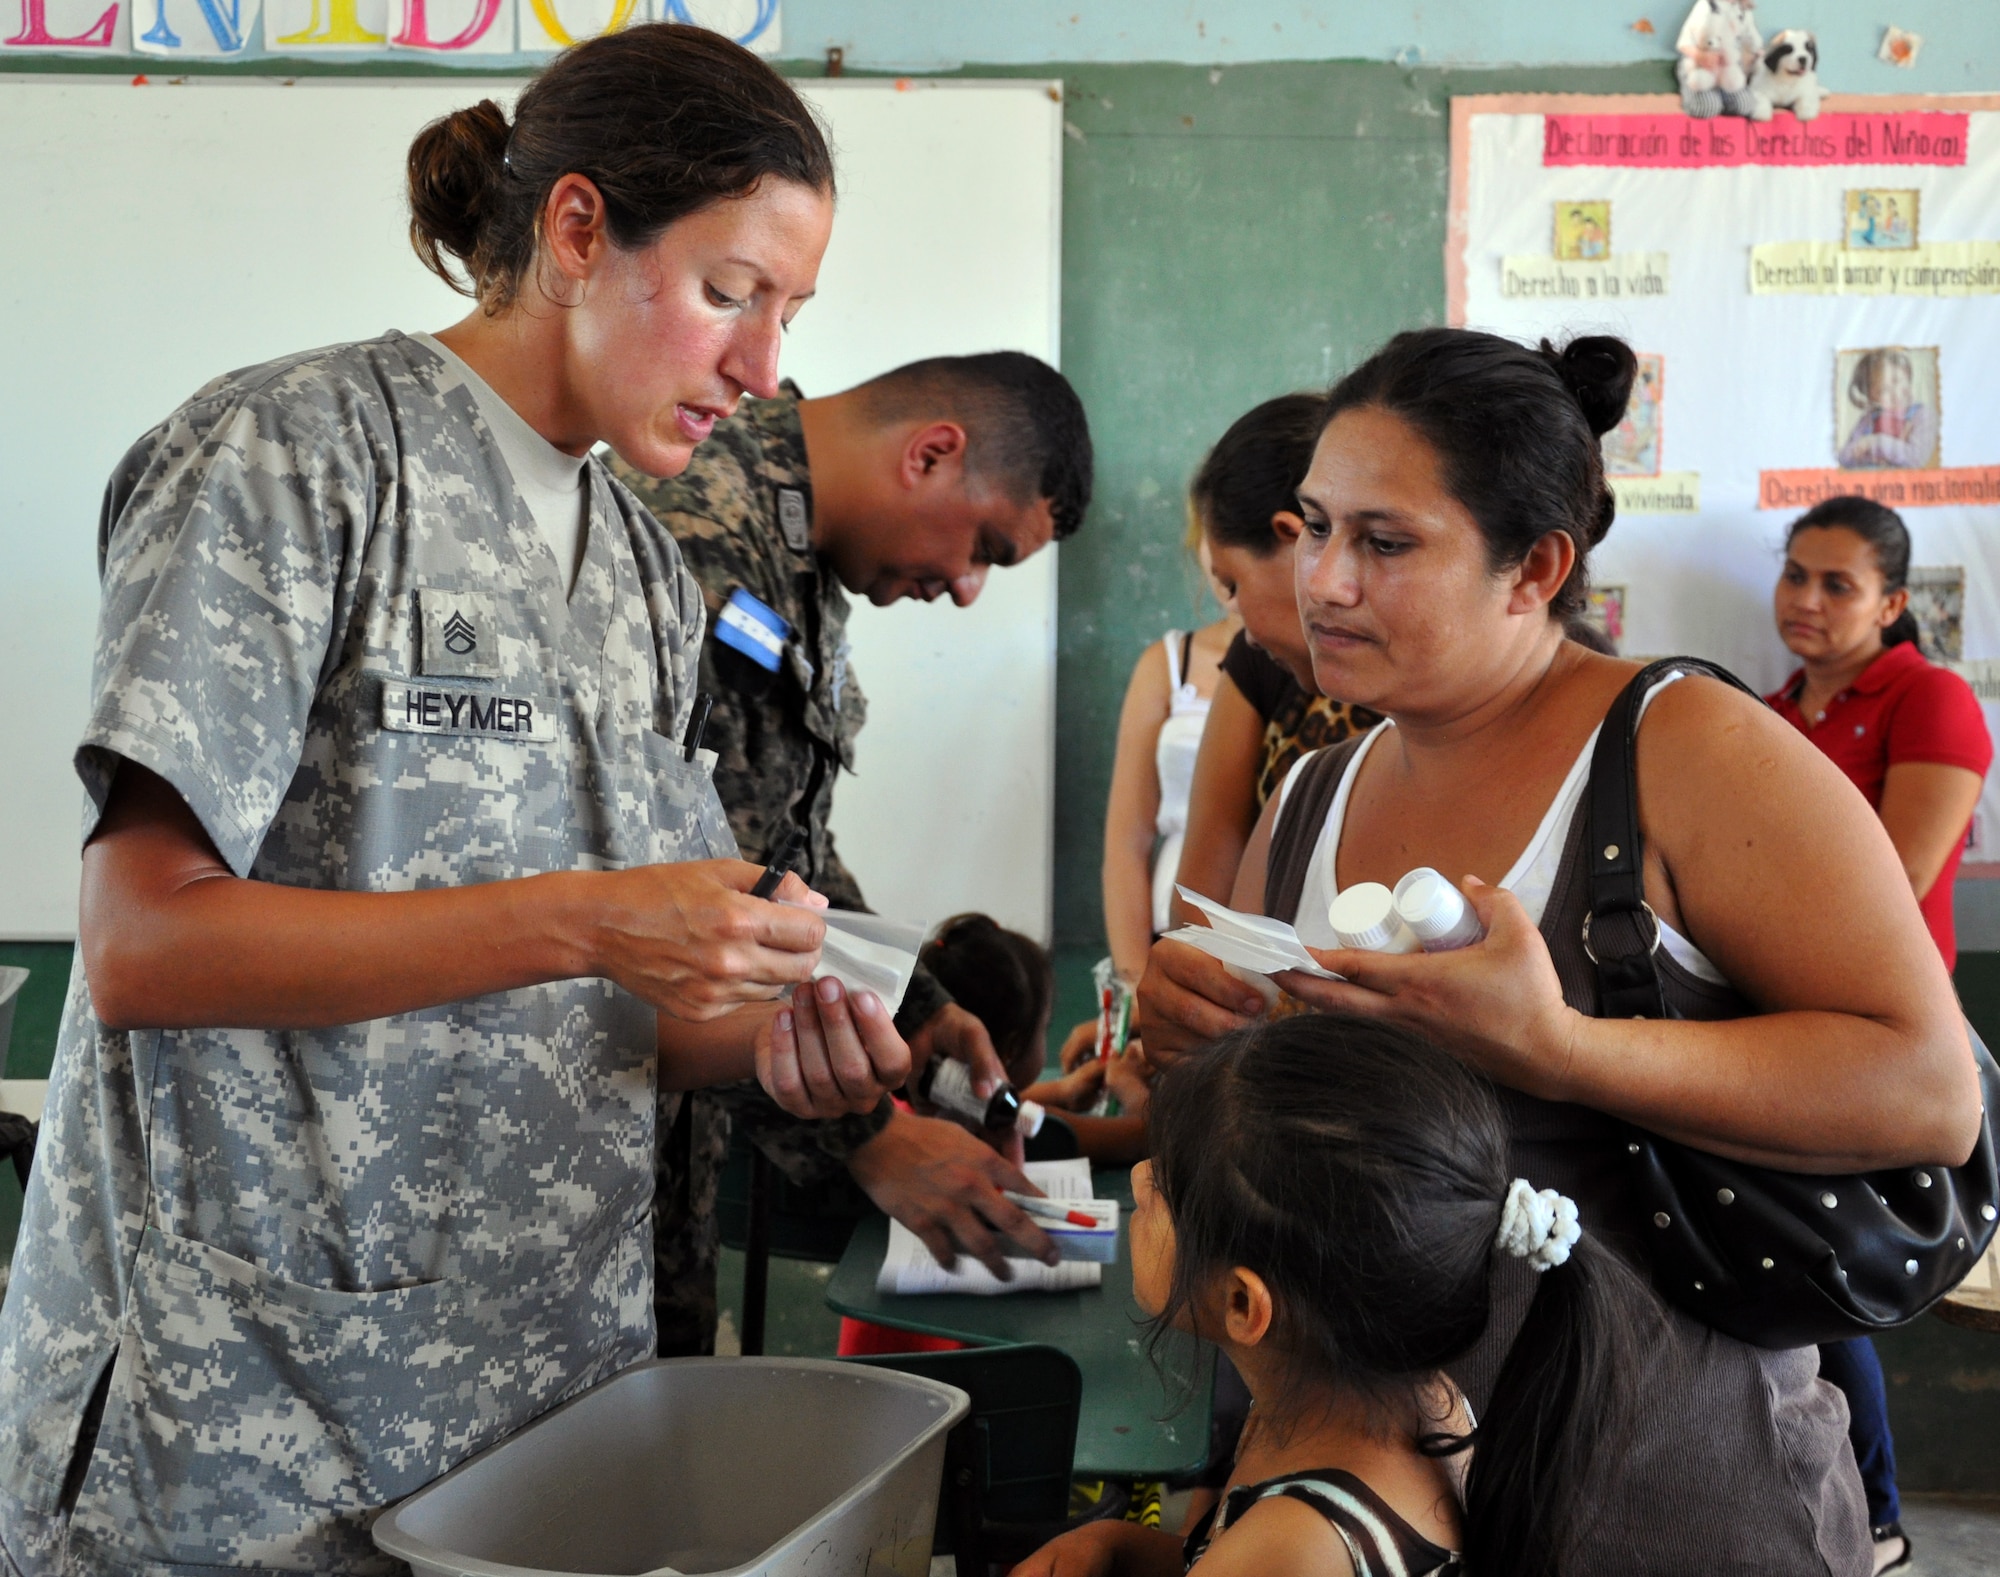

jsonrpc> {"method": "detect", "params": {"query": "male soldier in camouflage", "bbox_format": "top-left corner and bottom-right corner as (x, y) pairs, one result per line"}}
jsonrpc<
(614, 352), (1094, 1353)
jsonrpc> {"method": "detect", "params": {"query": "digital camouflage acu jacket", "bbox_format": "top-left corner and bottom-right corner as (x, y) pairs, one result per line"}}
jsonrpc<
(0, 334), (735, 1574)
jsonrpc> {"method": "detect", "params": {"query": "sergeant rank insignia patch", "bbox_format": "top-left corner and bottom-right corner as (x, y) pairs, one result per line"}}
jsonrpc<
(419, 588), (498, 678)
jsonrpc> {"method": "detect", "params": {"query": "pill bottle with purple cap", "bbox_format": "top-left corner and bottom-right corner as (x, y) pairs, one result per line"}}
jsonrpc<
(1393, 867), (1487, 952)
(1326, 882), (1423, 954)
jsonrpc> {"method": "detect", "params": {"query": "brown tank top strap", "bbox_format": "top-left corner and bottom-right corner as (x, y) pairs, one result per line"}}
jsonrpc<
(1263, 737), (1366, 921)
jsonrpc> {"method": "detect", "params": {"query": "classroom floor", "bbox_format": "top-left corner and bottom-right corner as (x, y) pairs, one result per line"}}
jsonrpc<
(1899, 1497), (2000, 1576)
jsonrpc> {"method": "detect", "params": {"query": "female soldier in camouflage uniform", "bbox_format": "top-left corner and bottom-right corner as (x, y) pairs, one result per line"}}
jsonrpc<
(0, 26), (907, 1574)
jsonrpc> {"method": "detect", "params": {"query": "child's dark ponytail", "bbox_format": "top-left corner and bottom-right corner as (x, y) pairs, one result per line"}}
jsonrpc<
(1461, 1234), (1657, 1577)
(1147, 1015), (1662, 1577)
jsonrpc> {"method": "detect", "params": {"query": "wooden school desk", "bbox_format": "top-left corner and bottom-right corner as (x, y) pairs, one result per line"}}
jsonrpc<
(824, 1166), (1215, 1480)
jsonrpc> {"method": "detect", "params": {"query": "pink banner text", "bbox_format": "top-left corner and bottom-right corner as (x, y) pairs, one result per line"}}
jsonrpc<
(1542, 112), (1968, 168)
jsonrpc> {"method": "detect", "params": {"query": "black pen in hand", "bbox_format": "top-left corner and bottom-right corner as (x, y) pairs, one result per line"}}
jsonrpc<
(750, 828), (809, 900)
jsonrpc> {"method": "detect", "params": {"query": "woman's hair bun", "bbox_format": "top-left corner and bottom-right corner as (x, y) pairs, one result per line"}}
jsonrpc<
(407, 99), (512, 292)
(1539, 336), (1638, 439)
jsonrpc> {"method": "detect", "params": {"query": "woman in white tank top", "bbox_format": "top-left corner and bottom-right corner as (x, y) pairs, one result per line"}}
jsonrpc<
(1137, 327), (1979, 1577)
(1101, 541), (1239, 983)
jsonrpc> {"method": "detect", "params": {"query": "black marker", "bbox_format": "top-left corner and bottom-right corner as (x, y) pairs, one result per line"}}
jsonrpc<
(682, 694), (715, 762)
(750, 827), (808, 900)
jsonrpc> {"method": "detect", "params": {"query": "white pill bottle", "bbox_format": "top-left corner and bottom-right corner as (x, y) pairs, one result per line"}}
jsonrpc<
(1391, 868), (1488, 952)
(1326, 882), (1423, 954)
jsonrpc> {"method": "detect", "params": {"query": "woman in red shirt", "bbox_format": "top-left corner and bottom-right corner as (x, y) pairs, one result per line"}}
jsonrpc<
(1768, 493), (1992, 1575)
(1769, 496), (1991, 962)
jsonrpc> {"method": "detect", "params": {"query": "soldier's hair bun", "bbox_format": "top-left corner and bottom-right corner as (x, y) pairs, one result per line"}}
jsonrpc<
(407, 99), (510, 289)
(404, 24), (834, 312)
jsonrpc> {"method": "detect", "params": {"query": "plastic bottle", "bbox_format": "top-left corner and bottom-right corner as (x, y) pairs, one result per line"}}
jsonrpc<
(1326, 882), (1423, 954)
(917, 1057), (1046, 1135)
(1393, 868), (1488, 952)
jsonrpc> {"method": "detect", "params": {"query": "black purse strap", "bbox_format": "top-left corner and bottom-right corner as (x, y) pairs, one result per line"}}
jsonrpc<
(1585, 658), (1763, 1019)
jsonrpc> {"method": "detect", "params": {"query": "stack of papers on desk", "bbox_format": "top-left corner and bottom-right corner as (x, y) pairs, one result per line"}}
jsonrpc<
(1161, 887), (1341, 980)
(878, 1158), (1106, 1296)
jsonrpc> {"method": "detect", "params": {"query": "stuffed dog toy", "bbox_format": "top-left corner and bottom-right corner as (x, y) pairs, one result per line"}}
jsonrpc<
(1750, 29), (1823, 119)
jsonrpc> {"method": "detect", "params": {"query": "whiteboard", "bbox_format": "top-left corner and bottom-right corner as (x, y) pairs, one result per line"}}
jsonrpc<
(0, 75), (1062, 941)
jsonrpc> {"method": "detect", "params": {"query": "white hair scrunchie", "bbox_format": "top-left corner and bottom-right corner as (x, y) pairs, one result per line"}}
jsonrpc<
(1495, 1178), (1582, 1272)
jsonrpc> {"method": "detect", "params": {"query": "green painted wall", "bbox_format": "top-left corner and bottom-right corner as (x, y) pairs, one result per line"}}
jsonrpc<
(1043, 58), (1674, 948)
(2, 943), (68, 1083)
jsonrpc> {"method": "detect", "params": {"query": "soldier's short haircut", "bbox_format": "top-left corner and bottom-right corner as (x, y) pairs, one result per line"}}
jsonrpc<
(855, 352), (1094, 539)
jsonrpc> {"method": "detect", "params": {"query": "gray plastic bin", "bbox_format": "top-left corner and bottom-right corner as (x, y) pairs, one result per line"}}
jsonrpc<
(373, 1357), (969, 1577)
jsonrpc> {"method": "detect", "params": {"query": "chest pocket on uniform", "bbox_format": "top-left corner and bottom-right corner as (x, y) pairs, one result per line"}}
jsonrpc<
(642, 732), (739, 863)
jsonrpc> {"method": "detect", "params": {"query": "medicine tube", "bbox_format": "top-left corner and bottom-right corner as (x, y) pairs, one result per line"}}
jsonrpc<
(1326, 882), (1423, 955)
(918, 1056), (1046, 1136)
(1393, 867), (1487, 952)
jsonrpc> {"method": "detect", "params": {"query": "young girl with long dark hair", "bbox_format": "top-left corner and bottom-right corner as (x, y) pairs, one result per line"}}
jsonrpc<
(1014, 1013), (1653, 1577)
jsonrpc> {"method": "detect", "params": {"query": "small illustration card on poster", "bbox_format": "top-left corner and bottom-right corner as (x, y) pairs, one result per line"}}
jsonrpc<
(1602, 354), (1663, 477)
(1554, 201), (1611, 261)
(1583, 586), (1626, 653)
(1844, 190), (1919, 251)
(1836, 347), (1940, 471)
(1906, 567), (1964, 662)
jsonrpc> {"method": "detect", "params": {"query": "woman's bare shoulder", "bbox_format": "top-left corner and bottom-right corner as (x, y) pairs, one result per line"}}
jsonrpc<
(1637, 668), (1827, 784)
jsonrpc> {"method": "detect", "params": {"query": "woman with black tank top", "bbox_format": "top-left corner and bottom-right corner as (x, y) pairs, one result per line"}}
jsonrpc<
(1136, 328), (1980, 1576)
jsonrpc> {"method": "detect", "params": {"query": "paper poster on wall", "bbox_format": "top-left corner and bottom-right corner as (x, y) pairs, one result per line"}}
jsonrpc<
(1761, 466), (2000, 511)
(1836, 346), (1940, 471)
(3, 0), (780, 48)
(1500, 252), (1670, 302)
(133, 0), (253, 52)
(1750, 240), (2000, 296)
(1603, 353), (1663, 476)
(1540, 108), (1967, 167)
(263, 0), (385, 47)
(1908, 566), (1965, 661)
(389, 0), (510, 51)
(3, 0), (123, 48)
(1452, 89), (2000, 862)
(1609, 473), (1701, 515)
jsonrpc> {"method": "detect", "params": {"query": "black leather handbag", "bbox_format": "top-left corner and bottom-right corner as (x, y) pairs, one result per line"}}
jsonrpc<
(1585, 658), (2000, 1350)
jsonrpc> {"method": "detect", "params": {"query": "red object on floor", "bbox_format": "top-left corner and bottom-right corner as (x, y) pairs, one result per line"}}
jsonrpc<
(837, 1317), (964, 1356)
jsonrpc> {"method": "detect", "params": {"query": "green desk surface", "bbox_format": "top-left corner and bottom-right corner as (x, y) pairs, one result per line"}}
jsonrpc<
(825, 1167), (1213, 1480)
